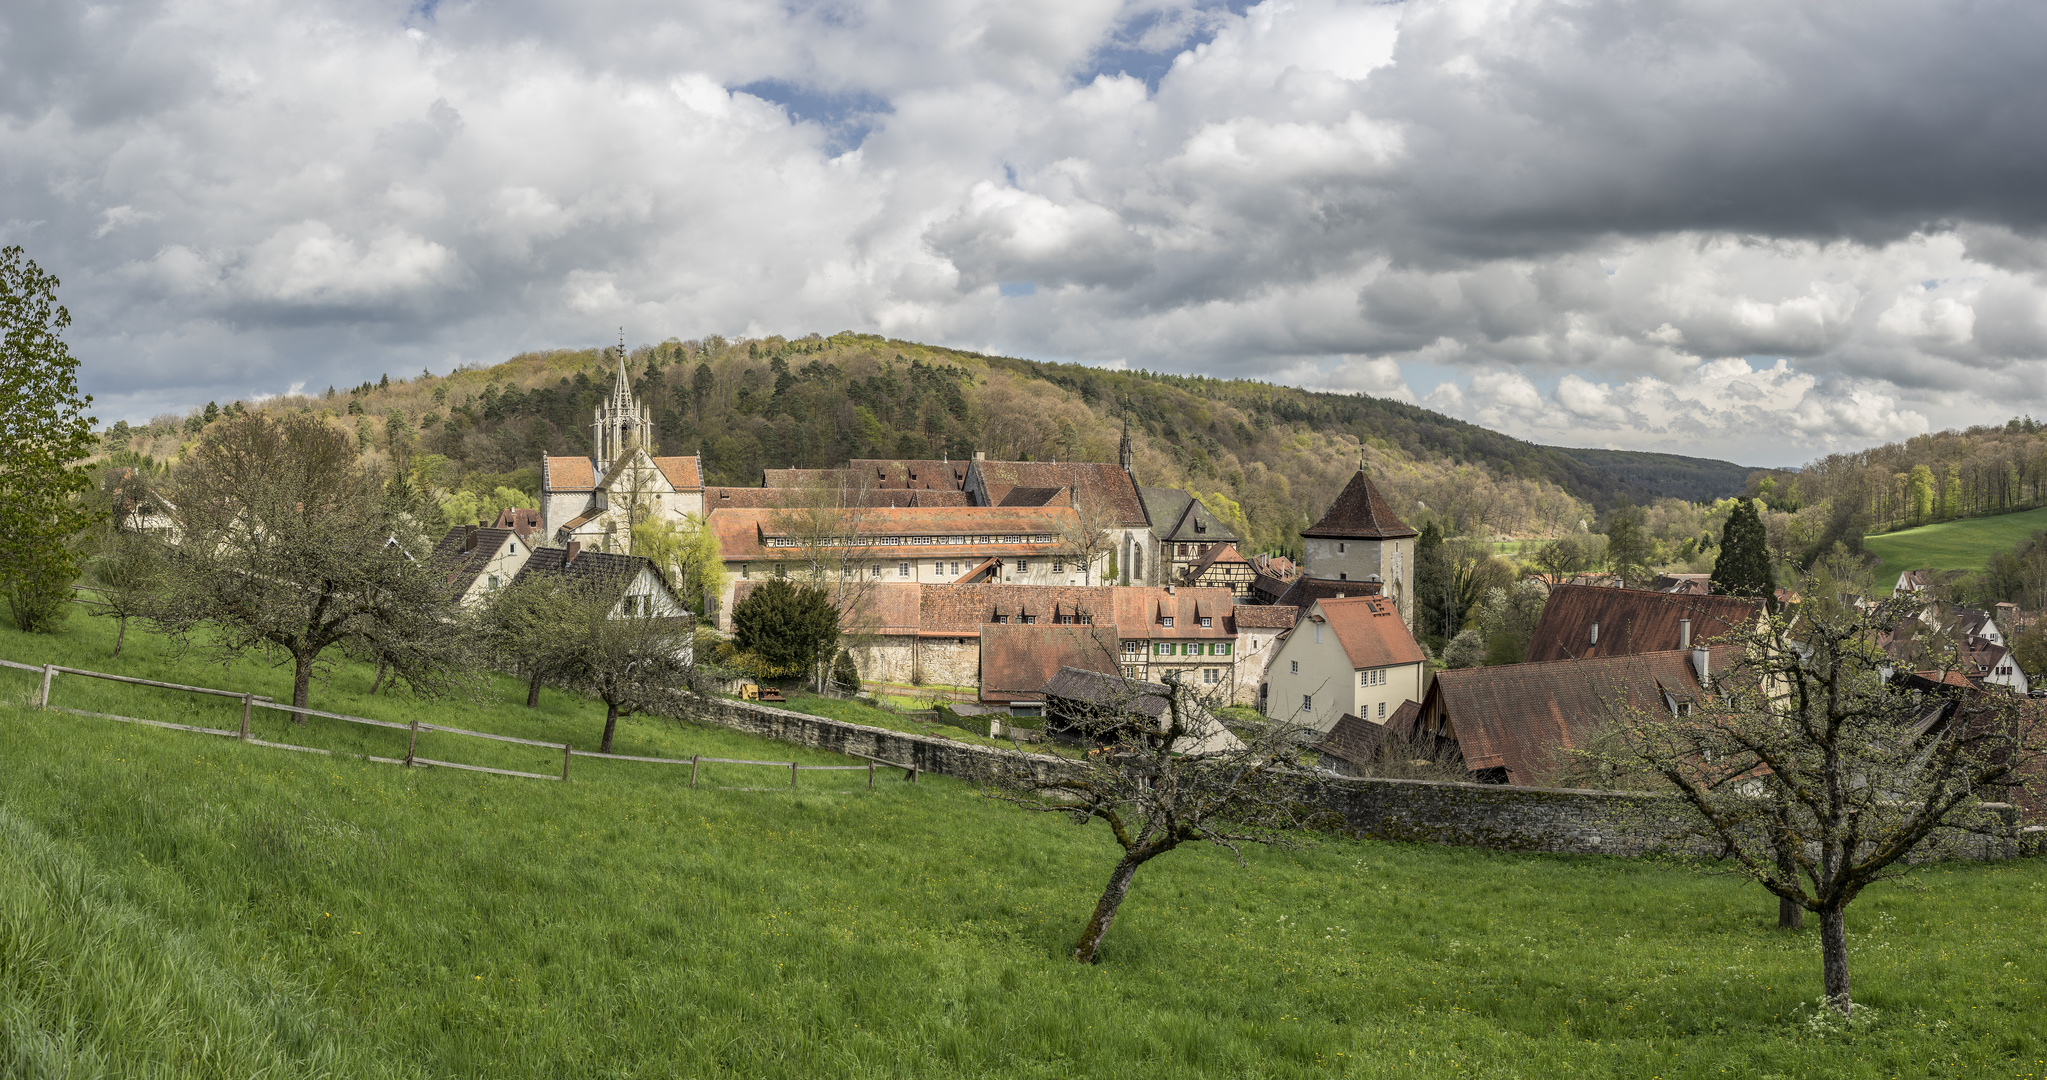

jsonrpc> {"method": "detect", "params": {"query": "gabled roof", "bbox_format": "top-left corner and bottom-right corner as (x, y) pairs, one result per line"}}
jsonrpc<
(979, 623), (1121, 701)
(848, 458), (970, 490)
(1146, 490), (1239, 546)
(704, 487), (970, 509)
(969, 461), (1147, 526)
(1524, 584), (1761, 664)
(1273, 576), (1383, 609)
(511, 545), (677, 602)
(995, 486), (1071, 508)
(491, 507), (542, 539)
(651, 456), (701, 490)
(543, 456), (596, 493)
(1313, 596), (1426, 669)
(1041, 666), (1244, 754)
(1429, 646), (1736, 785)
(1231, 604), (1299, 630)
(432, 526), (516, 596)
(706, 506), (1081, 561)
(1187, 542), (1251, 579)
(1315, 712), (1393, 771)
(1301, 469), (1416, 540)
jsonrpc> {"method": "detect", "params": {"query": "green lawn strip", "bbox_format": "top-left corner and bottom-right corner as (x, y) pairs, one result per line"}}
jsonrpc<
(1864, 505), (2047, 588)
(3, 690), (2044, 1076)
(771, 689), (1054, 753)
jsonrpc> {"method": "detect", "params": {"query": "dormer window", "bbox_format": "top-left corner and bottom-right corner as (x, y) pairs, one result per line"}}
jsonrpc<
(1162, 617), (1175, 628)
(1200, 616), (1212, 628)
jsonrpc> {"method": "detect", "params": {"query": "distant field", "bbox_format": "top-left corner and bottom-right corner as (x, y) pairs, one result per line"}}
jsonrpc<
(3, 616), (2044, 1078)
(1864, 506), (2047, 588)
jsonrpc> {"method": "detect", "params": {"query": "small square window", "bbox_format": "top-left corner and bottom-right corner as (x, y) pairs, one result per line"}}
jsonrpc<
(898, 562), (910, 577)
(1200, 616), (1212, 628)
(1203, 668), (1218, 684)
(1162, 617), (1174, 628)
(1017, 559), (1029, 571)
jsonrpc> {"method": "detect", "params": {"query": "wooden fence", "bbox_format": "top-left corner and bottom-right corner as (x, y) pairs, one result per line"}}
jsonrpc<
(0, 657), (917, 789)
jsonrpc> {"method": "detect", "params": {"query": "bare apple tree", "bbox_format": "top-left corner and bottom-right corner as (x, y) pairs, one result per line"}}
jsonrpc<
(1583, 594), (2044, 1016)
(990, 665), (1330, 963)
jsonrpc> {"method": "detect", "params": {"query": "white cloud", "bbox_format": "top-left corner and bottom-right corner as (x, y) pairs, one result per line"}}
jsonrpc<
(5, 0), (2047, 461)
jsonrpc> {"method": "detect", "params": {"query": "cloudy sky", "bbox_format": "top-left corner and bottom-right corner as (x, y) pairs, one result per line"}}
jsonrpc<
(7, 0), (2047, 465)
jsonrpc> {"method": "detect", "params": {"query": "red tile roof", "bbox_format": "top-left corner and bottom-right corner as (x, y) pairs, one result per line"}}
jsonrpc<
(491, 507), (542, 539)
(544, 456), (595, 492)
(1314, 595), (1426, 669)
(652, 456), (701, 490)
(978, 623), (1122, 701)
(1302, 469), (1416, 540)
(848, 458), (971, 489)
(969, 461), (1147, 526)
(708, 506), (1082, 561)
(1426, 646), (1736, 784)
(1231, 604), (1299, 629)
(1524, 585), (1762, 664)
(704, 487), (970, 509)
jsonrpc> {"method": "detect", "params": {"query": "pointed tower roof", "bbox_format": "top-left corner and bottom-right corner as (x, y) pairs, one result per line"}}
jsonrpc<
(1301, 468), (1417, 540)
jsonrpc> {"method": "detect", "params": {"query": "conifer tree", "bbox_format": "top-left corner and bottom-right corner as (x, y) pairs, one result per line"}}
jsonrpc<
(1710, 497), (1774, 608)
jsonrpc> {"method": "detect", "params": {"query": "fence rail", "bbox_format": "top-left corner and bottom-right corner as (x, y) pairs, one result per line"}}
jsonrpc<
(3, 656), (913, 791)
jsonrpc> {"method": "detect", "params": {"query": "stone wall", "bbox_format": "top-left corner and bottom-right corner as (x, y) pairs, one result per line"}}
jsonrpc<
(674, 696), (2025, 861)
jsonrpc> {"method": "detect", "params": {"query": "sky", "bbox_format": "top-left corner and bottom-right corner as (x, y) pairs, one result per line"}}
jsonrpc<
(7, 0), (2047, 468)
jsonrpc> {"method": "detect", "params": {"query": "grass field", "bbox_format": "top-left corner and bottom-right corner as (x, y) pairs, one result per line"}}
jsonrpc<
(1864, 506), (2047, 591)
(4, 614), (2046, 1077)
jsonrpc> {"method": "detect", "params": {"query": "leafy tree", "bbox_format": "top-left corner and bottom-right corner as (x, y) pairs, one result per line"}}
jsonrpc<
(632, 514), (727, 615)
(545, 577), (697, 753)
(1710, 497), (1775, 609)
(1441, 628), (1485, 669)
(992, 671), (1327, 963)
(1528, 535), (1591, 588)
(152, 413), (474, 720)
(0, 246), (100, 633)
(692, 362), (715, 424)
(1906, 464), (1935, 523)
(1475, 580), (1546, 665)
(1602, 498), (1653, 587)
(732, 578), (839, 677)
(1585, 597), (2044, 1016)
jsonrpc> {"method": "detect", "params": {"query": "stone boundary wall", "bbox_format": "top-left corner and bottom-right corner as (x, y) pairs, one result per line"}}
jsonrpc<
(676, 696), (2026, 860)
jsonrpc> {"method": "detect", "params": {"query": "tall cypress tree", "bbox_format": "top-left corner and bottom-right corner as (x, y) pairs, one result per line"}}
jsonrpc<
(1711, 498), (1775, 610)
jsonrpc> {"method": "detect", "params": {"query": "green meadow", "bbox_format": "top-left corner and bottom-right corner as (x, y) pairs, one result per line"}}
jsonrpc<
(1864, 505), (2047, 591)
(3, 614), (2045, 1078)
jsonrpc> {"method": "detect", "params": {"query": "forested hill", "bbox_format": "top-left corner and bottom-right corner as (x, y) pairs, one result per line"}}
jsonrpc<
(1550, 447), (1756, 504)
(110, 332), (1760, 553)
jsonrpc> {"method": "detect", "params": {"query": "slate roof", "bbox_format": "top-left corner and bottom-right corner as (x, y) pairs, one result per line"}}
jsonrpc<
(1231, 604), (1299, 630)
(1524, 585), (1761, 664)
(969, 461), (1147, 525)
(979, 623), (1122, 701)
(1301, 469), (1416, 540)
(1426, 646), (1736, 785)
(1315, 712), (1392, 771)
(543, 456), (596, 492)
(1142, 488), (1241, 545)
(432, 526), (515, 596)
(1313, 595), (1427, 669)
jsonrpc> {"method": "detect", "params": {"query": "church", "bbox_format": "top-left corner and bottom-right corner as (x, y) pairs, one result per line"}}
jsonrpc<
(539, 353), (705, 552)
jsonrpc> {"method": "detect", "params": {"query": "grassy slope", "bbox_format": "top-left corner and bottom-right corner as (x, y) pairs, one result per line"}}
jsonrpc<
(3, 616), (2045, 1078)
(1864, 505), (2047, 589)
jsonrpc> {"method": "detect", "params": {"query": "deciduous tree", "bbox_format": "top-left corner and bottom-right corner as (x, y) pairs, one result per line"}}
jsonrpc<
(0, 246), (100, 632)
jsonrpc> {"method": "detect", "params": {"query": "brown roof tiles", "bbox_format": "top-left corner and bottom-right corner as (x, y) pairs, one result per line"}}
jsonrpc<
(1315, 596), (1426, 669)
(1524, 584), (1761, 664)
(979, 623), (1122, 701)
(1302, 469), (1416, 540)
(969, 460), (1147, 526)
(544, 456), (595, 492)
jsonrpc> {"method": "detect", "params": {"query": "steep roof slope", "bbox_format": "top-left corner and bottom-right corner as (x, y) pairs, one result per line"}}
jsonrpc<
(1301, 469), (1416, 540)
(1524, 585), (1761, 664)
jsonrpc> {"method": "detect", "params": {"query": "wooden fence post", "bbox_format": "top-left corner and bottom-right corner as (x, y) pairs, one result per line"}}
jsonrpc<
(38, 664), (54, 708)
(867, 762), (875, 790)
(239, 694), (252, 740)
(689, 755), (700, 789)
(561, 743), (572, 782)
(790, 761), (799, 788)
(406, 719), (420, 766)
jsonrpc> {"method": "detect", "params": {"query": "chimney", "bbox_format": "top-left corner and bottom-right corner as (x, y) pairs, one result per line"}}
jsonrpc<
(1166, 584), (1176, 595)
(1679, 618), (1691, 649)
(1589, 621), (1599, 646)
(463, 524), (478, 552)
(565, 541), (581, 565)
(974, 450), (985, 461)
(1334, 592), (1345, 599)
(1692, 645), (1710, 684)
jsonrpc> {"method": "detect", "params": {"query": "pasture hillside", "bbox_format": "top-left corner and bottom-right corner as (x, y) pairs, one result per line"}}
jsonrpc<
(2, 617), (2044, 1078)
(1863, 505), (2047, 590)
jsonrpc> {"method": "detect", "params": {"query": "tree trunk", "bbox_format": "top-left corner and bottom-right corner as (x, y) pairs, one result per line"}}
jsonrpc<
(113, 614), (127, 658)
(292, 655), (314, 725)
(601, 701), (620, 754)
(526, 669), (542, 708)
(1779, 896), (1804, 929)
(370, 658), (388, 695)
(1819, 908), (1851, 1013)
(1072, 853), (1148, 964)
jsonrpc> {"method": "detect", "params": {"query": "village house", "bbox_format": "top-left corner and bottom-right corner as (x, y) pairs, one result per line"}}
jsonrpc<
(1261, 595), (1429, 734)
(1523, 584), (1763, 663)
(1140, 486), (1242, 584)
(490, 507), (543, 542)
(538, 354), (705, 551)
(1414, 645), (1737, 785)
(432, 524), (534, 607)
(1041, 666), (1244, 754)
(511, 541), (691, 617)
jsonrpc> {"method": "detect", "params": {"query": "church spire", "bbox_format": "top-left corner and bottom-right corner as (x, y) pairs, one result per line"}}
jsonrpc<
(1118, 414), (1135, 474)
(592, 328), (652, 472)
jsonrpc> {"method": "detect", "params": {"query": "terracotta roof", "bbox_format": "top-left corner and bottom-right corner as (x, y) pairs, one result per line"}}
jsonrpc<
(1273, 576), (1383, 608)
(1428, 646), (1736, 784)
(707, 506), (1082, 561)
(1187, 542), (1251, 579)
(848, 459), (971, 490)
(491, 507), (542, 539)
(729, 580), (923, 635)
(553, 509), (601, 541)
(1231, 604), (1299, 629)
(1524, 584), (1762, 664)
(1314, 595), (1426, 669)
(760, 468), (859, 488)
(544, 456), (596, 492)
(651, 456), (701, 490)
(1302, 469), (1415, 540)
(432, 526), (515, 596)
(912, 584), (1240, 639)
(969, 461), (1146, 526)
(704, 487), (969, 509)
(979, 623), (1122, 701)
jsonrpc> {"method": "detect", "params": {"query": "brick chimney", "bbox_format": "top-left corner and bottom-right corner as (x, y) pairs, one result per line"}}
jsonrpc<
(463, 524), (478, 552)
(565, 541), (581, 565)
